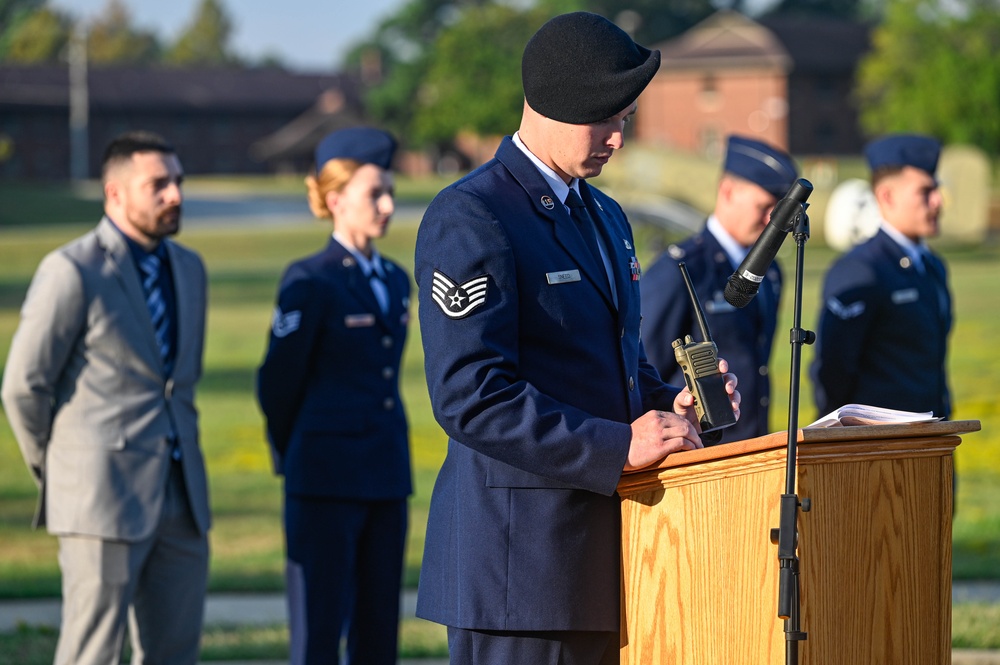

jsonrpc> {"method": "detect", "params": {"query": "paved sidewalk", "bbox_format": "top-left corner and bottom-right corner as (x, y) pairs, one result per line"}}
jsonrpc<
(2, 585), (998, 664)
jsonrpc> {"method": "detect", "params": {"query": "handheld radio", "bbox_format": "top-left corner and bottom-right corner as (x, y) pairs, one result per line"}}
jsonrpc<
(671, 262), (738, 435)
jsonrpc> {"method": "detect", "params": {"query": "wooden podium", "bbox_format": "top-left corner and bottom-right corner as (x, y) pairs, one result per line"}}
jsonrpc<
(617, 420), (980, 664)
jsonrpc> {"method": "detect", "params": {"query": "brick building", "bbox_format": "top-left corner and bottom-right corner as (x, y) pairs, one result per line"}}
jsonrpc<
(636, 10), (871, 158)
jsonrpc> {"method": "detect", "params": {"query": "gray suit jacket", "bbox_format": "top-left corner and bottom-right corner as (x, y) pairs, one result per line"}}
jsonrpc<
(2, 217), (211, 541)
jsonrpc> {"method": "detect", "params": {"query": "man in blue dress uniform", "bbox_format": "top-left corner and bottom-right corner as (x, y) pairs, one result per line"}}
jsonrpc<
(811, 134), (951, 419)
(641, 135), (798, 443)
(414, 12), (740, 665)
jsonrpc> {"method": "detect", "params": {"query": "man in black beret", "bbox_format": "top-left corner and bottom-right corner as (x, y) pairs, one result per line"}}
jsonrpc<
(414, 12), (739, 664)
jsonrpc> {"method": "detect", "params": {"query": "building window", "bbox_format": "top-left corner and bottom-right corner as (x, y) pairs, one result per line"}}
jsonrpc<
(699, 73), (720, 110)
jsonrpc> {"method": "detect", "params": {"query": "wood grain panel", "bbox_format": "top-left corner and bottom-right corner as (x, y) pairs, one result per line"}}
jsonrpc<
(618, 421), (974, 665)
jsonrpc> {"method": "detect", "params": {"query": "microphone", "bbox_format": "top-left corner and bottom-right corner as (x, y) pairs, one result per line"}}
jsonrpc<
(724, 178), (813, 308)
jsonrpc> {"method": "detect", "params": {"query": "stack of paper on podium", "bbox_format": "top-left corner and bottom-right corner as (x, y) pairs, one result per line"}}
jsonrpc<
(807, 403), (942, 428)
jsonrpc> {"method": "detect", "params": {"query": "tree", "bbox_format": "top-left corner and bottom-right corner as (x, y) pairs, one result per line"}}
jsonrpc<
(411, 4), (544, 145)
(1, 6), (70, 63)
(164, 0), (238, 66)
(345, 0), (497, 142)
(87, 0), (160, 65)
(0, 0), (44, 37)
(855, 0), (1000, 154)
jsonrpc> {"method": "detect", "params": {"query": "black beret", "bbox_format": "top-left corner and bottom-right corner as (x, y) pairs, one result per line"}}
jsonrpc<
(522, 12), (661, 124)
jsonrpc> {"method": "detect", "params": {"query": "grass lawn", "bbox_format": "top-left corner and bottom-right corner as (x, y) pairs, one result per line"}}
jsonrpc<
(1, 177), (998, 607)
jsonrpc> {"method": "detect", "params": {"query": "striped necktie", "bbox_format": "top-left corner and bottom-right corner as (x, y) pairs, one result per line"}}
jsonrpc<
(139, 253), (171, 367)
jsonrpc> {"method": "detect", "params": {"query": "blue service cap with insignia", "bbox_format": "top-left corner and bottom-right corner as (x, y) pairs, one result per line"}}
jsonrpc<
(314, 127), (397, 172)
(723, 135), (799, 199)
(864, 134), (940, 176)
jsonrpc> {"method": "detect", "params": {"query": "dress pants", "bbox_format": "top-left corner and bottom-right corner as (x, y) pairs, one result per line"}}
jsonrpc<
(446, 627), (620, 665)
(54, 460), (209, 665)
(285, 496), (408, 665)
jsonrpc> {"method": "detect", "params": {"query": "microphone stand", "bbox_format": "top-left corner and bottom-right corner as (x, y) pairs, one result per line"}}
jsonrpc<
(769, 193), (813, 665)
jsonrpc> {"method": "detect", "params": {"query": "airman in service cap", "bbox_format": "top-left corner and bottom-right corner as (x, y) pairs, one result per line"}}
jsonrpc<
(724, 135), (798, 199)
(864, 134), (940, 176)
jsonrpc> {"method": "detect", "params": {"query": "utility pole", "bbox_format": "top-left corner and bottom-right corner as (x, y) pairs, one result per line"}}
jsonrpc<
(69, 22), (89, 182)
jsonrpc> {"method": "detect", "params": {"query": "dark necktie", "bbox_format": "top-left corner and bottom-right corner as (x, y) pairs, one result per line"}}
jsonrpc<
(369, 268), (389, 314)
(139, 253), (171, 368)
(564, 188), (604, 269)
(921, 250), (949, 319)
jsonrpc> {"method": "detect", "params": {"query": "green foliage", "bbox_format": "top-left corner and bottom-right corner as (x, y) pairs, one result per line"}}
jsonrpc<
(412, 4), (543, 145)
(856, 0), (1000, 154)
(352, 0), (730, 149)
(86, 0), (160, 65)
(350, 0), (497, 144)
(0, 619), (449, 663)
(0, 0), (43, 26)
(0, 6), (69, 64)
(163, 0), (238, 67)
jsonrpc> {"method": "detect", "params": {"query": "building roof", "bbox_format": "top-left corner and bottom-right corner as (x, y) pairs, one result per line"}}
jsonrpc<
(0, 65), (361, 112)
(249, 89), (365, 164)
(655, 10), (792, 72)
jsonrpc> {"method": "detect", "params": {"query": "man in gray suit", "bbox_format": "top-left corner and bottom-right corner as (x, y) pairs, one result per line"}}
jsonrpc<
(2, 131), (211, 665)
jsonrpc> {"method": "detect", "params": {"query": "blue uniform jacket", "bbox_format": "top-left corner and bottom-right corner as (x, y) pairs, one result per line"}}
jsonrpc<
(414, 136), (681, 632)
(641, 228), (781, 442)
(810, 228), (952, 418)
(256, 238), (412, 500)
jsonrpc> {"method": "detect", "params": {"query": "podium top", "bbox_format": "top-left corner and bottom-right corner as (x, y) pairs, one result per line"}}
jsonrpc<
(620, 419), (980, 481)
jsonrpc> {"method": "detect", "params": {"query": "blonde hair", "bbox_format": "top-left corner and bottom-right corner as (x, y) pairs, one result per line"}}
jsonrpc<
(305, 158), (361, 219)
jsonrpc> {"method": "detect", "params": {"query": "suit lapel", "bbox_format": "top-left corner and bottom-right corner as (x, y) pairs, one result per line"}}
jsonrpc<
(96, 218), (163, 371)
(328, 239), (391, 330)
(381, 262), (407, 332)
(164, 240), (192, 370)
(580, 182), (625, 315)
(496, 139), (616, 312)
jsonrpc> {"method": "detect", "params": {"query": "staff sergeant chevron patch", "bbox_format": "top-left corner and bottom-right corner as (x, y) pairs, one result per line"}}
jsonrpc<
(272, 306), (302, 337)
(431, 271), (489, 319)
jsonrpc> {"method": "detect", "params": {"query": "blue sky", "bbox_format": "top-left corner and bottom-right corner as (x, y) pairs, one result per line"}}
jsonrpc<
(50, 0), (407, 71)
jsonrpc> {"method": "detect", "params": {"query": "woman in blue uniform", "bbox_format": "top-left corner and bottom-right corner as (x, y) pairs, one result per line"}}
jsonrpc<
(256, 127), (412, 665)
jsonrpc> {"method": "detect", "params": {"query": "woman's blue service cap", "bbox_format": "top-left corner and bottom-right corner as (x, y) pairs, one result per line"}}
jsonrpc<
(314, 127), (397, 172)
